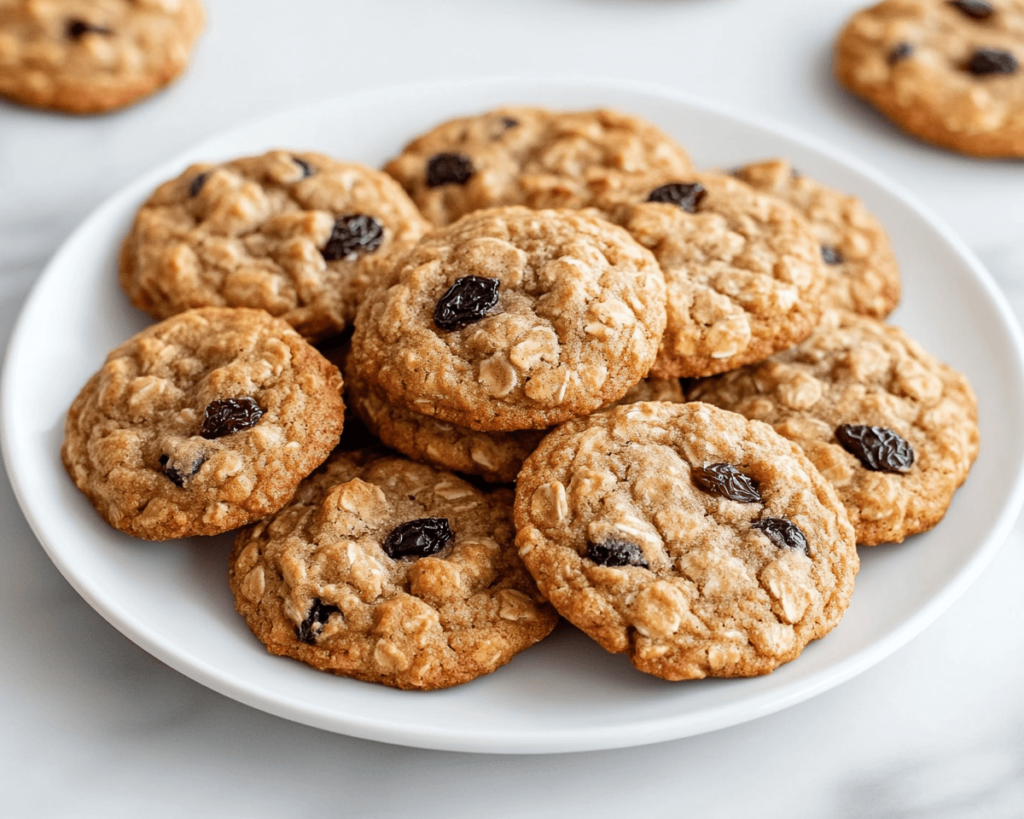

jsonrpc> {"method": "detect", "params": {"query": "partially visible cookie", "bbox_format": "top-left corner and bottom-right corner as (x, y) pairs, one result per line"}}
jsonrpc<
(514, 401), (858, 680)
(835, 0), (1024, 157)
(62, 307), (346, 540)
(732, 159), (900, 319)
(604, 171), (826, 379)
(119, 150), (431, 341)
(688, 309), (979, 545)
(230, 451), (559, 690)
(0, 0), (205, 114)
(384, 107), (694, 225)
(349, 206), (667, 432)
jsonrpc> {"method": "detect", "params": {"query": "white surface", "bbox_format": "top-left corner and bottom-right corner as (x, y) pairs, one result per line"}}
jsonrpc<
(3, 0), (1024, 812)
(5, 77), (1024, 755)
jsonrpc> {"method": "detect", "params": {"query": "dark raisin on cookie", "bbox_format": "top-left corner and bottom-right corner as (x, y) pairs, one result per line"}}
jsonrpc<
(836, 424), (915, 473)
(158, 453), (206, 487)
(888, 41), (915, 64)
(296, 598), (340, 644)
(949, 0), (994, 20)
(821, 245), (845, 265)
(321, 214), (384, 261)
(66, 19), (113, 40)
(293, 157), (315, 179)
(381, 518), (454, 560)
(691, 463), (762, 503)
(200, 397), (264, 439)
(500, 116), (519, 129)
(426, 153), (475, 187)
(586, 538), (649, 569)
(965, 48), (1019, 76)
(752, 518), (809, 555)
(188, 172), (210, 197)
(646, 182), (707, 213)
(433, 276), (500, 330)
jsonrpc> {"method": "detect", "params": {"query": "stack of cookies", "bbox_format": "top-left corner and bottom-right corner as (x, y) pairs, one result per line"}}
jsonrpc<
(61, 105), (979, 690)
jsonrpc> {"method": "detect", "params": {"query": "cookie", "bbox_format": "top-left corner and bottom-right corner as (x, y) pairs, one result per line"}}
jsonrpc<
(349, 206), (667, 432)
(514, 401), (858, 680)
(384, 107), (694, 226)
(688, 309), (979, 545)
(0, 0), (205, 114)
(732, 159), (901, 319)
(604, 171), (826, 379)
(345, 357), (684, 483)
(62, 307), (346, 540)
(119, 150), (431, 341)
(229, 451), (559, 690)
(835, 0), (1024, 157)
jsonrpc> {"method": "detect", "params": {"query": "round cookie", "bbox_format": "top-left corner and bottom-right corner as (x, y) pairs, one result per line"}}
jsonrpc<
(62, 307), (346, 540)
(230, 451), (559, 690)
(514, 401), (858, 681)
(119, 150), (431, 341)
(835, 0), (1024, 157)
(687, 309), (979, 545)
(732, 158), (901, 319)
(349, 206), (667, 432)
(604, 171), (826, 379)
(384, 106), (694, 226)
(345, 360), (684, 483)
(0, 0), (205, 114)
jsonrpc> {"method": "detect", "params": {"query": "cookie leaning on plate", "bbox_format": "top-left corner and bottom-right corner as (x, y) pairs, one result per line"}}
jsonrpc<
(834, 0), (1024, 157)
(514, 401), (859, 680)
(119, 150), (430, 341)
(0, 0), (205, 114)
(62, 307), (346, 540)
(230, 451), (559, 690)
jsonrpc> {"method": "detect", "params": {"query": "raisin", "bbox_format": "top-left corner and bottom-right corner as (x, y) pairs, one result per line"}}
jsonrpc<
(199, 397), (264, 439)
(296, 598), (340, 644)
(836, 424), (914, 473)
(752, 518), (809, 555)
(293, 157), (315, 179)
(158, 453), (206, 487)
(321, 214), (384, 261)
(586, 539), (649, 569)
(965, 48), (1018, 75)
(188, 172), (210, 197)
(434, 276), (500, 330)
(382, 518), (454, 559)
(646, 182), (706, 213)
(888, 42), (914, 64)
(821, 245), (845, 265)
(500, 117), (519, 129)
(66, 19), (112, 39)
(691, 463), (762, 503)
(426, 153), (475, 187)
(949, 0), (994, 19)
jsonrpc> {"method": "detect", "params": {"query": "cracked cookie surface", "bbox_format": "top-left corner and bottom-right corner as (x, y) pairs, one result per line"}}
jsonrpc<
(688, 309), (979, 545)
(514, 401), (858, 680)
(230, 451), (558, 690)
(349, 206), (667, 432)
(119, 150), (430, 341)
(61, 307), (345, 540)
(384, 106), (694, 226)
(0, 0), (205, 113)
(834, 0), (1024, 156)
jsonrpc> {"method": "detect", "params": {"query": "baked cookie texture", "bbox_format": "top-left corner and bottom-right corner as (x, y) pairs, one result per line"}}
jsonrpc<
(62, 307), (345, 540)
(605, 172), (826, 379)
(230, 451), (559, 690)
(119, 150), (430, 341)
(688, 310), (979, 545)
(732, 159), (901, 319)
(384, 106), (694, 226)
(514, 401), (858, 680)
(835, 0), (1024, 157)
(0, 0), (205, 114)
(349, 206), (667, 432)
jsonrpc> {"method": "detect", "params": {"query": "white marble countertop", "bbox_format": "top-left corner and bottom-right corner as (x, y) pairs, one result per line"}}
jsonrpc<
(3, 1), (1024, 815)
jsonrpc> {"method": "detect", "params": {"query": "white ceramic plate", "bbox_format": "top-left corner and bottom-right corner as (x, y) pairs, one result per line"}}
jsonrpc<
(4, 78), (1024, 754)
